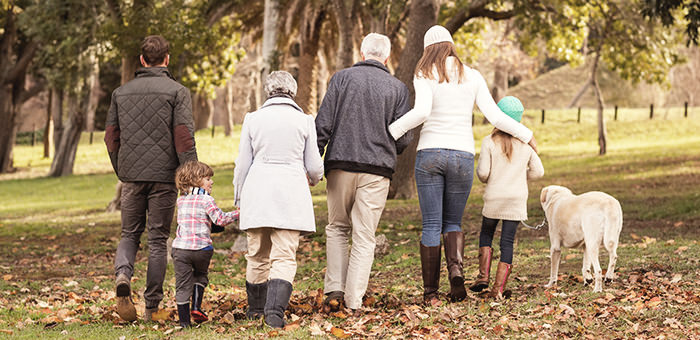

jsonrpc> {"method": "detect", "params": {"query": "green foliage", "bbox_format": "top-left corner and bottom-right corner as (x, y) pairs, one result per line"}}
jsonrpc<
(642, 0), (700, 45)
(452, 19), (486, 65)
(588, 0), (683, 85)
(20, 0), (104, 93)
(101, 0), (245, 97)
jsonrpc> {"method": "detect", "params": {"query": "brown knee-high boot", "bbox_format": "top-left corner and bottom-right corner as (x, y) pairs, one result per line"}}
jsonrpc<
(420, 243), (441, 304)
(443, 232), (466, 302)
(488, 262), (512, 299)
(469, 247), (492, 292)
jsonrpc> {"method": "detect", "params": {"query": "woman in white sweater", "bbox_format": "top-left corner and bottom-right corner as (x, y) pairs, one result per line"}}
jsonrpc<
(388, 25), (538, 304)
(472, 96), (544, 299)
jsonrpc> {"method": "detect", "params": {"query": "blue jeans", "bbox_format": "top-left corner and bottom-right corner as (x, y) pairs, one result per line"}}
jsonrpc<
(415, 149), (474, 247)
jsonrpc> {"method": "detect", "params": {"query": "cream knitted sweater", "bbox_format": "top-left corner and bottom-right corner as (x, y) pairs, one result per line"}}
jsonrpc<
(477, 134), (544, 221)
(388, 58), (533, 154)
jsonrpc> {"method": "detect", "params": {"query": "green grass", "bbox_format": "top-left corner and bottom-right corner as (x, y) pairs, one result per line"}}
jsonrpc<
(0, 112), (699, 339)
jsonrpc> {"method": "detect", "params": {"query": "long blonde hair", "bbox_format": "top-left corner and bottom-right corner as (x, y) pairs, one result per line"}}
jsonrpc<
(415, 42), (465, 83)
(491, 129), (515, 161)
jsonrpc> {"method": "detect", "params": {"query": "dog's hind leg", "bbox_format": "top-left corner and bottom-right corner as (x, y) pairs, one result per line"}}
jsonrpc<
(604, 242), (618, 283)
(581, 245), (593, 285)
(583, 233), (603, 292)
(545, 243), (561, 288)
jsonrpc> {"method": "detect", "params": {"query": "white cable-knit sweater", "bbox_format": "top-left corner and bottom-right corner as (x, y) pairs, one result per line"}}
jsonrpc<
(477, 135), (544, 221)
(388, 58), (533, 154)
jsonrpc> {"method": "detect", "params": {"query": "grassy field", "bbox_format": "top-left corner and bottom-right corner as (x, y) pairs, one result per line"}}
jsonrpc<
(0, 112), (699, 339)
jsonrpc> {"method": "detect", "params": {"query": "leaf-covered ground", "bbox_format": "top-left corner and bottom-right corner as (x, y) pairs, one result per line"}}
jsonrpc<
(1, 116), (699, 339)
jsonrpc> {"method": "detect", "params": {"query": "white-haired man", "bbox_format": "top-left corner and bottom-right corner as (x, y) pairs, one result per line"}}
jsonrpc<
(316, 33), (413, 313)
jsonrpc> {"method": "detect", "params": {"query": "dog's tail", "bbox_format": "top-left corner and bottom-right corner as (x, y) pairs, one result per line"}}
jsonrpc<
(603, 199), (623, 250)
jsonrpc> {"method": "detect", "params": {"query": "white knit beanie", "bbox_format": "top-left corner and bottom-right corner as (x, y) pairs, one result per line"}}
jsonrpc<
(423, 25), (454, 48)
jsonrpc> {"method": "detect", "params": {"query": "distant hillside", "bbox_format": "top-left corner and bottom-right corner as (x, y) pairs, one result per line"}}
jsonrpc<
(508, 47), (699, 110)
(507, 61), (666, 110)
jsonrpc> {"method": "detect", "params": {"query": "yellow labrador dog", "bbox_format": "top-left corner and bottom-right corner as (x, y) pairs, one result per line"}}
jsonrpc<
(540, 185), (623, 292)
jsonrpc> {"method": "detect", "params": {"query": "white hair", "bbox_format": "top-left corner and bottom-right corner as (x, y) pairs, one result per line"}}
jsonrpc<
(361, 33), (391, 62)
(264, 71), (297, 97)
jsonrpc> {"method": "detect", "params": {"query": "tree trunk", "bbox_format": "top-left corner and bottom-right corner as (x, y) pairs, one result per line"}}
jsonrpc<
(0, 86), (18, 173)
(568, 81), (591, 108)
(389, 0), (438, 199)
(261, 0), (281, 97)
(331, 0), (355, 70)
(86, 62), (102, 133)
(296, 6), (325, 114)
(43, 90), (53, 158)
(590, 50), (607, 155)
(193, 93), (212, 131)
(121, 55), (140, 84)
(51, 88), (64, 155)
(485, 55), (509, 124)
(49, 94), (86, 177)
(49, 56), (98, 177)
(223, 81), (234, 136)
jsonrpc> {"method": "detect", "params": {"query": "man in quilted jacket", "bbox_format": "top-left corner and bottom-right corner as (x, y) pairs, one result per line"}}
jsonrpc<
(104, 35), (197, 322)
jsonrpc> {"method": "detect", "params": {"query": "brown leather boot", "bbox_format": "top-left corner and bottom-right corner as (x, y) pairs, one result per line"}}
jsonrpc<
(443, 231), (466, 302)
(419, 243), (441, 304)
(469, 247), (492, 292)
(488, 262), (513, 299)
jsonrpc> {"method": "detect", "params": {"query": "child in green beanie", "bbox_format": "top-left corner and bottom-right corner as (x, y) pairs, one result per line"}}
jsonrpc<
(470, 96), (545, 299)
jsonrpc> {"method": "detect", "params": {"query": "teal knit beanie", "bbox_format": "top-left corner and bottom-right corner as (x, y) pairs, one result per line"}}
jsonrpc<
(497, 96), (524, 122)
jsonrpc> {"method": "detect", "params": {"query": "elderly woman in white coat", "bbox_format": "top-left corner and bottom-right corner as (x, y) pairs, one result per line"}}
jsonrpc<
(233, 71), (324, 328)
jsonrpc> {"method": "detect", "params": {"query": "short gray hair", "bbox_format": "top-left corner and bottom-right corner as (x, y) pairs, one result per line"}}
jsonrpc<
(361, 33), (390, 62)
(264, 71), (297, 97)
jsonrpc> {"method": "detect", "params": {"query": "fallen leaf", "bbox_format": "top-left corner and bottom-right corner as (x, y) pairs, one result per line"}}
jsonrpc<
(164, 328), (175, 335)
(559, 304), (575, 316)
(150, 309), (171, 321)
(670, 274), (682, 284)
(2, 275), (12, 281)
(630, 233), (640, 240)
(565, 254), (577, 260)
(284, 323), (300, 331)
(331, 326), (350, 338)
(674, 246), (688, 254)
(309, 322), (324, 336)
(0, 330), (13, 335)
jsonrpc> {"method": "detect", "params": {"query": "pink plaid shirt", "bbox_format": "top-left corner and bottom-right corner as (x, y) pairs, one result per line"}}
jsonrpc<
(172, 188), (239, 250)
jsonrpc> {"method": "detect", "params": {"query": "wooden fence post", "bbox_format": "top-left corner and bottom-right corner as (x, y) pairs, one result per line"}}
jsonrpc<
(614, 105), (618, 121)
(577, 107), (581, 123)
(650, 104), (654, 119)
(212, 125), (215, 138)
(31, 124), (36, 146)
(685, 102), (688, 118)
(89, 131), (94, 144)
(541, 109), (545, 124)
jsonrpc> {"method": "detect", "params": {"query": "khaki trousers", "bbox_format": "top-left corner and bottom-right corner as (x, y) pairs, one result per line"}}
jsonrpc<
(324, 170), (390, 309)
(246, 228), (301, 284)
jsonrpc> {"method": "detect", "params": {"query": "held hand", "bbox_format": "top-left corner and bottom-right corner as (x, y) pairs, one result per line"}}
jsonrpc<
(307, 175), (316, 187)
(528, 135), (539, 154)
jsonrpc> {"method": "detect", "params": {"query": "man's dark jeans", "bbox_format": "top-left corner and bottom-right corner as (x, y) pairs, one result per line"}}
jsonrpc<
(114, 181), (177, 308)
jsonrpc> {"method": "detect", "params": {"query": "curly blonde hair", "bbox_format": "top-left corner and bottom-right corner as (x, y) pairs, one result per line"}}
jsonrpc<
(175, 161), (214, 193)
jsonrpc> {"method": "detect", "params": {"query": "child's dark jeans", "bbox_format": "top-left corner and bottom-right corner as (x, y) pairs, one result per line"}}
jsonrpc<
(172, 248), (213, 304)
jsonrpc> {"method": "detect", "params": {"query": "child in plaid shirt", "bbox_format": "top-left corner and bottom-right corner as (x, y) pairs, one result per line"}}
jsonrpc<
(173, 161), (239, 327)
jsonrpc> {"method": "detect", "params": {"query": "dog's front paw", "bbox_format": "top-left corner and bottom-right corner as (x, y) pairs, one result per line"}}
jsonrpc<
(584, 278), (594, 286)
(604, 277), (614, 284)
(544, 281), (556, 289)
